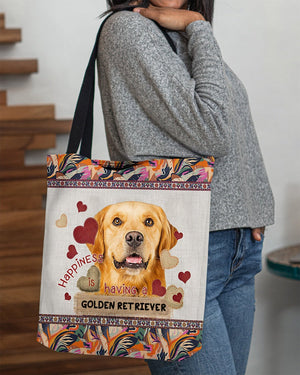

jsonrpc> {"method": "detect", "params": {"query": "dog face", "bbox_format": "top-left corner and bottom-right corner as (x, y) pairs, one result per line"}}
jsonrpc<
(87, 201), (178, 276)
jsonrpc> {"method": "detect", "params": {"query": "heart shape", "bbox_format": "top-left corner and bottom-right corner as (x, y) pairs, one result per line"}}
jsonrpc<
(65, 293), (71, 301)
(178, 271), (191, 284)
(77, 265), (100, 292)
(77, 201), (87, 212)
(67, 245), (78, 259)
(56, 214), (67, 228)
(73, 218), (98, 244)
(152, 279), (166, 297)
(174, 231), (183, 240)
(173, 293), (183, 303)
(160, 250), (179, 269)
(165, 285), (184, 309)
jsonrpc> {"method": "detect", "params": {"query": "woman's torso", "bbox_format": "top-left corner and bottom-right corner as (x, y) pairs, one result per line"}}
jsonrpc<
(97, 10), (275, 231)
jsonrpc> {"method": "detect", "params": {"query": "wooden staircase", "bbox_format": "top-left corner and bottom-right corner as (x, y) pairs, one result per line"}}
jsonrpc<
(0, 14), (37, 75)
(0, 13), (21, 43)
(0, 13), (150, 375)
(0, 59), (38, 75)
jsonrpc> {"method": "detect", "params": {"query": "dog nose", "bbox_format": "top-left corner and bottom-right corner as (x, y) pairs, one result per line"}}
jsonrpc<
(125, 231), (144, 247)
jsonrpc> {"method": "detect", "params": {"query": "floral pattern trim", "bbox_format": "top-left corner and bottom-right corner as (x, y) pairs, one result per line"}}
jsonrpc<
(47, 154), (214, 183)
(39, 314), (203, 330)
(37, 323), (202, 361)
(47, 180), (211, 191)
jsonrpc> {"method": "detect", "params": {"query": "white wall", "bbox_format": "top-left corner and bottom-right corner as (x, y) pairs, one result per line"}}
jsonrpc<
(1, 1), (299, 374)
(213, 3), (300, 374)
(0, 0), (109, 161)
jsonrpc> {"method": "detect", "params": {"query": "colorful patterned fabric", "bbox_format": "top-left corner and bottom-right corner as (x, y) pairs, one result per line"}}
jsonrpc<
(37, 323), (202, 360)
(47, 154), (214, 182)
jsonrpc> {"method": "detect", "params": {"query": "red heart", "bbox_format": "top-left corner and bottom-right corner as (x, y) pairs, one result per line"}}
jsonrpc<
(174, 231), (183, 240)
(73, 218), (98, 244)
(178, 271), (191, 283)
(77, 201), (87, 212)
(67, 245), (78, 259)
(173, 293), (182, 303)
(65, 293), (71, 301)
(152, 279), (166, 297)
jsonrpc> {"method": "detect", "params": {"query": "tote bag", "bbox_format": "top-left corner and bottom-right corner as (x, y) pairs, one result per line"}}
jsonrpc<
(37, 11), (215, 361)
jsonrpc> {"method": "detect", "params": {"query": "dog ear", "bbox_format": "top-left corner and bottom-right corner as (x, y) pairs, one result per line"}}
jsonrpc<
(157, 208), (178, 254)
(86, 205), (110, 256)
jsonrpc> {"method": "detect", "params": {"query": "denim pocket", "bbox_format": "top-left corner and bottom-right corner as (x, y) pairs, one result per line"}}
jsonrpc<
(251, 233), (264, 274)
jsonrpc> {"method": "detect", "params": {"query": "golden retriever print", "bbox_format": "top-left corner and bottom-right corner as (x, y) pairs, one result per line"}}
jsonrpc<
(87, 201), (178, 296)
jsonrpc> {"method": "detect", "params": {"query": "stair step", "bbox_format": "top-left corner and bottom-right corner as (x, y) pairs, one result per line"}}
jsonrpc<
(1, 302), (38, 323)
(0, 150), (25, 169)
(0, 90), (6, 105)
(0, 28), (21, 43)
(0, 59), (38, 75)
(0, 134), (56, 151)
(0, 350), (71, 368)
(0, 179), (46, 199)
(0, 256), (43, 276)
(0, 195), (43, 211)
(1, 354), (149, 375)
(0, 232), (44, 251)
(0, 119), (71, 134)
(0, 245), (43, 258)
(0, 316), (37, 334)
(0, 273), (41, 289)
(0, 104), (54, 121)
(0, 209), (45, 232)
(0, 351), (147, 371)
(0, 166), (46, 180)
(1, 302), (38, 325)
(0, 332), (41, 354)
(0, 285), (41, 304)
(0, 14), (4, 29)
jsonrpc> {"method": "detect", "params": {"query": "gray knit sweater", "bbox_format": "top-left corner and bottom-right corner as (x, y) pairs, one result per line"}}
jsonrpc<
(97, 10), (275, 231)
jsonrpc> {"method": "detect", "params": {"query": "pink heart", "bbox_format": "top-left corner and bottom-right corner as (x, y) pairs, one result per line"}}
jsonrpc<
(73, 218), (98, 244)
(77, 201), (87, 212)
(65, 293), (71, 301)
(178, 271), (191, 283)
(152, 279), (166, 297)
(173, 293), (183, 303)
(67, 245), (78, 259)
(175, 231), (183, 240)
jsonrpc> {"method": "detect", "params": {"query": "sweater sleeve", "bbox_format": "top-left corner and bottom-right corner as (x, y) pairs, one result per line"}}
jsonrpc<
(98, 11), (231, 157)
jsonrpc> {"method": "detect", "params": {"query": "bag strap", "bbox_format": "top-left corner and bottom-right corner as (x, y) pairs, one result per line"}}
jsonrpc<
(66, 10), (177, 158)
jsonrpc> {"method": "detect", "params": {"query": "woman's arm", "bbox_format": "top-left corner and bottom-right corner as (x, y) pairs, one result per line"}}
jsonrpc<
(133, 4), (205, 31)
(99, 11), (230, 157)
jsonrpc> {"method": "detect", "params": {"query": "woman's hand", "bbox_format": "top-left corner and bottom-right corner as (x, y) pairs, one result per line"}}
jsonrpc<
(133, 4), (205, 31)
(252, 227), (265, 241)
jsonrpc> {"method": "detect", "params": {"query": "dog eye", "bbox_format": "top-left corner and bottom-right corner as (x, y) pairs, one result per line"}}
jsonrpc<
(145, 218), (154, 227)
(112, 217), (122, 226)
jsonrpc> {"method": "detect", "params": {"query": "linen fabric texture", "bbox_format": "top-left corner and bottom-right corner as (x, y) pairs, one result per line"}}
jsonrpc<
(97, 11), (275, 231)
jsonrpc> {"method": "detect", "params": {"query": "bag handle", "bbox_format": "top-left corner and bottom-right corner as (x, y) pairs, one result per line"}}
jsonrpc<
(66, 10), (177, 158)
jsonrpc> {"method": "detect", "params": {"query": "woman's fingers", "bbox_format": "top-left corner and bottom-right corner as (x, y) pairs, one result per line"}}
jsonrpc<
(133, 5), (160, 21)
(251, 227), (265, 241)
(252, 228), (261, 241)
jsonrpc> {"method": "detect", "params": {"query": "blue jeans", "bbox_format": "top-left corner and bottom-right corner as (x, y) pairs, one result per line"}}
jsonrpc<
(146, 228), (264, 375)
